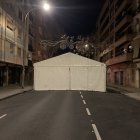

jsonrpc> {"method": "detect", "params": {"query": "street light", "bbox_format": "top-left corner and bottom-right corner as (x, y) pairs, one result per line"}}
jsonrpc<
(21, 2), (51, 88)
(43, 3), (51, 11)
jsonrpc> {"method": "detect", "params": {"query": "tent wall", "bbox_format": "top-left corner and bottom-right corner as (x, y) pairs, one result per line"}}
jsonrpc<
(87, 66), (106, 92)
(34, 67), (69, 90)
(34, 66), (106, 92)
(70, 66), (88, 90)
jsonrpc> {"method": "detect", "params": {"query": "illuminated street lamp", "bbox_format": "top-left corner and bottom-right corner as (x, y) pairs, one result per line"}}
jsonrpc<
(22, 2), (51, 88)
(43, 3), (51, 11)
(85, 44), (89, 51)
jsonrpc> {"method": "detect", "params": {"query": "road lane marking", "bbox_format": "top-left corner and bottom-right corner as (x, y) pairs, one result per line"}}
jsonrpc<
(92, 124), (102, 140)
(83, 100), (86, 105)
(86, 108), (91, 115)
(0, 114), (7, 119)
(81, 95), (83, 99)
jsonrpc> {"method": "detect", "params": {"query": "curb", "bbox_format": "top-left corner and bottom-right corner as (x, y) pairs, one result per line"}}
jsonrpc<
(0, 88), (33, 101)
(107, 87), (140, 101)
(106, 87), (121, 94)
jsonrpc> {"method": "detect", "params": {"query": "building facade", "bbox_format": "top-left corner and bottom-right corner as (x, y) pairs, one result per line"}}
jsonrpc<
(25, 0), (48, 84)
(132, 0), (140, 88)
(96, 0), (140, 88)
(0, 0), (26, 86)
(0, 0), (50, 87)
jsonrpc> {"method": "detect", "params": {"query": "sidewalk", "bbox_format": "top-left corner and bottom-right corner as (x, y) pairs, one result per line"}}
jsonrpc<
(0, 85), (33, 100)
(107, 84), (140, 101)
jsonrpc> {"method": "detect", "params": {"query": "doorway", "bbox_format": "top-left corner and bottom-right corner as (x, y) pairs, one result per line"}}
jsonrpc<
(139, 70), (140, 88)
(0, 68), (4, 86)
(120, 71), (124, 85)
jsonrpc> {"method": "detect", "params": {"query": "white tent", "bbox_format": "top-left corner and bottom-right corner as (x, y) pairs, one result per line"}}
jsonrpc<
(34, 53), (106, 92)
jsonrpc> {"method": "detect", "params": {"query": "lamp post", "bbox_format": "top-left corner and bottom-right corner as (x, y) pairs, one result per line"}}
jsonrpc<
(21, 2), (51, 88)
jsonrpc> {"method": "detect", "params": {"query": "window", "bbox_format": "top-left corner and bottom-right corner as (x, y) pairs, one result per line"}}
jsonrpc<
(0, 12), (2, 26)
(114, 72), (119, 84)
(7, 19), (14, 31)
(39, 27), (42, 35)
(110, 22), (114, 32)
(38, 51), (41, 56)
(29, 14), (33, 22)
(139, 49), (140, 58)
(28, 52), (32, 60)
(17, 27), (22, 39)
(17, 47), (21, 57)
(29, 24), (33, 36)
(115, 45), (125, 56)
(131, 69), (135, 82)
(107, 73), (111, 83)
(18, 9), (23, 20)
(120, 71), (124, 85)
(10, 43), (14, 54)
(28, 38), (33, 51)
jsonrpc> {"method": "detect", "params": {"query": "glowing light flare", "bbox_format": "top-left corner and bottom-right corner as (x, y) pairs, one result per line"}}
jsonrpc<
(43, 3), (50, 11)
(85, 44), (89, 51)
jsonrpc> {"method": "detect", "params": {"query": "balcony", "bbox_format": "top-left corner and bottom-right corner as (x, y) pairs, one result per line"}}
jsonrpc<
(101, 24), (110, 37)
(100, 14), (109, 31)
(115, 34), (132, 47)
(115, 0), (131, 18)
(106, 53), (132, 65)
(115, 15), (132, 33)
(133, 58), (140, 63)
(99, 2), (109, 24)
(133, 58), (140, 69)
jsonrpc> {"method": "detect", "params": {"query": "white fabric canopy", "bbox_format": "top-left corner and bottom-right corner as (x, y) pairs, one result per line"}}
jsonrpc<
(34, 53), (106, 92)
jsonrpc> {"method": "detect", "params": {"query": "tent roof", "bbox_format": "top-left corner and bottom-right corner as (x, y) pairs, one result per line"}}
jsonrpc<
(34, 53), (105, 67)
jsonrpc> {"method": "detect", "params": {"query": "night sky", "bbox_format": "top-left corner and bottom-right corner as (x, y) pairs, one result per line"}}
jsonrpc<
(47, 0), (104, 36)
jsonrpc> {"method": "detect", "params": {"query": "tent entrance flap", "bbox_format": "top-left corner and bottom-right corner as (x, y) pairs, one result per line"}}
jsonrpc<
(70, 67), (87, 90)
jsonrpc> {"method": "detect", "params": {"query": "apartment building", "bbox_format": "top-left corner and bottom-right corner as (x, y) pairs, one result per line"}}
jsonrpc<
(31, 11), (49, 62)
(132, 0), (140, 88)
(0, 0), (49, 86)
(96, 0), (140, 88)
(0, 0), (26, 86)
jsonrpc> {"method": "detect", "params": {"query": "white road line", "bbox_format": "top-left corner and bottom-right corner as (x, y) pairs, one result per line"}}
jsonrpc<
(81, 95), (83, 99)
(92, 124), (102, 140)
(86, 108), (91, 115)
(83, 100), (86, 105)
(0, 114), (7, 119)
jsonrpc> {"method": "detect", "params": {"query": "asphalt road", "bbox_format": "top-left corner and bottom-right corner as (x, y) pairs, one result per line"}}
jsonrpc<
(0, 90), (140, 140)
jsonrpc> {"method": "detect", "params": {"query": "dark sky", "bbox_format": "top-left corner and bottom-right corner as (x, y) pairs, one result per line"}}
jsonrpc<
(47, 0), (104, 36)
